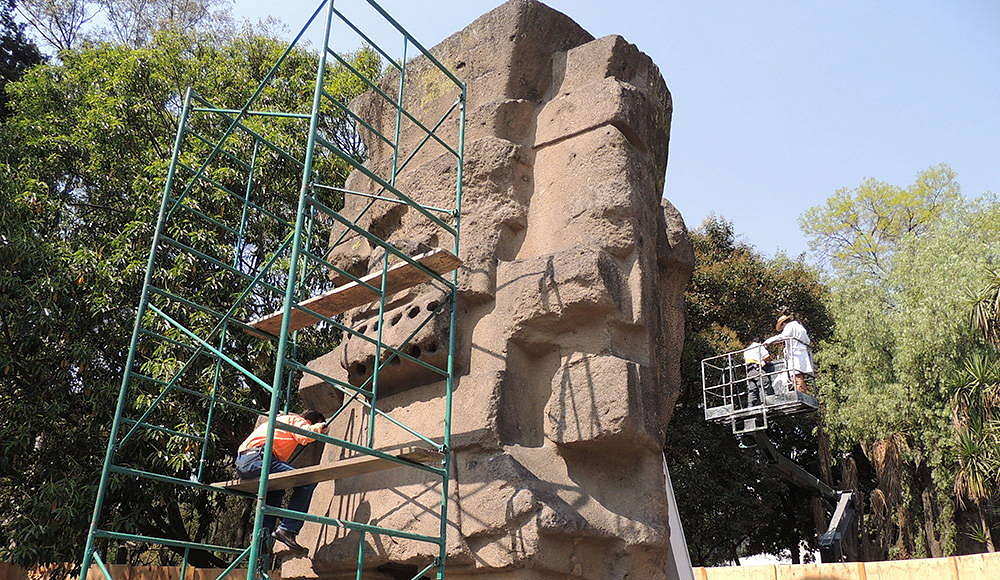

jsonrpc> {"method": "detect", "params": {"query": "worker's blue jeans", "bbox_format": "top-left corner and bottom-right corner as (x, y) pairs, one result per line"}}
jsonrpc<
(747, 362), (775, 406)
(235, 450), (315, 535)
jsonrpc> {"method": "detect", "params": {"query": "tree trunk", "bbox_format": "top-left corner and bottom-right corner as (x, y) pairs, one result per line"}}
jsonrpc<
(980, 501), (996, 552)
(841, 457), (863, 562)
(811, 496), (827, 546)
(137, 502), (227, 568)
(817, 427), (833, 484)
(920, 487), (942, 557)
(915, 462), (942, 557)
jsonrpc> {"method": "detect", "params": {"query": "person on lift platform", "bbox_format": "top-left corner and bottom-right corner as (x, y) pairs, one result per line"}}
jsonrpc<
(763, 314), (814, 394)
(743, 340), (775, 406)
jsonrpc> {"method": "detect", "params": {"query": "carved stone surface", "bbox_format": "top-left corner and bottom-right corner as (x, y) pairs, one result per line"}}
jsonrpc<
(284, 1), (694, 578)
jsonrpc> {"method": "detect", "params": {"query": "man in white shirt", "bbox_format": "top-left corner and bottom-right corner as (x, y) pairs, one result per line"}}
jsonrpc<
(743, 341), (770, 366)
(764, 314), (814, 393)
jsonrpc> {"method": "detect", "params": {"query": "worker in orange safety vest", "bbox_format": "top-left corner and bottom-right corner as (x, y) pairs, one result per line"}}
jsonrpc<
(235, 409), (327, 555)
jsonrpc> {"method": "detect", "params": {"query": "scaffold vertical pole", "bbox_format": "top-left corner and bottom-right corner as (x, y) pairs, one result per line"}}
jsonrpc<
(244, 1), (335, 576)
(437, 87), (466, 580)
(354, 32), (409, 580)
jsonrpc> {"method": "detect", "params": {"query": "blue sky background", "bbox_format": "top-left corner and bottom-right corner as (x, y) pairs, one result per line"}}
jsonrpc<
(231, 0), (1000, 258)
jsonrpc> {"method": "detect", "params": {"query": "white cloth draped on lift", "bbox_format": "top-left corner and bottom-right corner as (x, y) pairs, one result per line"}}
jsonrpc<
(764, 320), (814, 375)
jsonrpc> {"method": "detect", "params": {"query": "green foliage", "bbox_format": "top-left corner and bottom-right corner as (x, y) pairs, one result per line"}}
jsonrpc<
(1, 0), (43, 117)
(970, 269), (1000, 347)
(800, 164), (960, 278)
(805, 167), (999, 558)
(0, 27), (379, 565)
(667, 216), (832, 565)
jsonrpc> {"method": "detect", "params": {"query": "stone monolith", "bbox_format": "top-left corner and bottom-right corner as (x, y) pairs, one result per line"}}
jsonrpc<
(283, 1), (694, 578)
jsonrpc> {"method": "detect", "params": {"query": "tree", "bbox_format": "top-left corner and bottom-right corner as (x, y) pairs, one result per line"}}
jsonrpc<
(14, 0), (94, 51)
(1, 0), (43, 117)
(800, 164), (960, 278)
(96, 0), (233, 48)
(970, 269), (1000, 347)
(666, 216), (834, 565)
(805, 167), (999, 558)
(952, 271), (1000, 552)
(0, 26), (381, 565)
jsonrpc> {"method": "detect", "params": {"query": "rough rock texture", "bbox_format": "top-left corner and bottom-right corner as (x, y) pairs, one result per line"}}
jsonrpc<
(284, 1), (694, 578)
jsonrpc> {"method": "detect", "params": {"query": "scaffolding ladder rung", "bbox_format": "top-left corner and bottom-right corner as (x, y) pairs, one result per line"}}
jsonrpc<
(93, 530), (244, 554)
(109, 465), (254, 498)
(129, 372), (268, 418)
(191, 107), (311, 120)
(246, 247), (461, 335)
(186, 130), (253, 172)
(262, 505), (443, 545)
(121, 418), (202, 441)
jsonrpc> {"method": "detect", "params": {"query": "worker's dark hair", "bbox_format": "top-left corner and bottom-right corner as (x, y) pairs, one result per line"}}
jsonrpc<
(300, 409), (326, 425)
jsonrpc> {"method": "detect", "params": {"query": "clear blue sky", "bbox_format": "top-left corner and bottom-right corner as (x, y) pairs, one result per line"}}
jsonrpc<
(232, 0), (1000, 257)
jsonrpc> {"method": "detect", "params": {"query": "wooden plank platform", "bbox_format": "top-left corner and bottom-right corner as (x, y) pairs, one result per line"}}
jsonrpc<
(212, 447), (440, 493)
(247, 248), (461, 335)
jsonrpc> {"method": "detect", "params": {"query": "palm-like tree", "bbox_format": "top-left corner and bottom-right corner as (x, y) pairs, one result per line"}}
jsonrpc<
(970, 269), (1000, 347)
(953, 414), (998, 552)
(952, 272), (1000, 552)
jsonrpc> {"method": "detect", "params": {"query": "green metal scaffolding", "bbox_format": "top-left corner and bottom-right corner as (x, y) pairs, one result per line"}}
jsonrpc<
(78, 1), (465, 578)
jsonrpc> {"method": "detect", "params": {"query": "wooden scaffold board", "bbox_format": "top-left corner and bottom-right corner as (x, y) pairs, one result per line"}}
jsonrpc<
(247, 247), (461, 336)
(212, 447), (439, 493)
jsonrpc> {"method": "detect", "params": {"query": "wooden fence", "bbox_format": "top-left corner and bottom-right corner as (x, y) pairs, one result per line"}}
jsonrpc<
(0, 564), (265, 580)
(693, 552), (998, 580)
(4, 554), (996, 580)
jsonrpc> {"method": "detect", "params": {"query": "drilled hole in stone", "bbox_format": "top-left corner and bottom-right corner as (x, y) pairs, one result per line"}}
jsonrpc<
(409, 345), (422, 358)
(426, 300), (440, 312)
(407, 306), (420, 319)
(372, 321), (379, 331)
(390, 313), (402, 326)
(426, 342), (438, 354)
(357, 325), (367, 335)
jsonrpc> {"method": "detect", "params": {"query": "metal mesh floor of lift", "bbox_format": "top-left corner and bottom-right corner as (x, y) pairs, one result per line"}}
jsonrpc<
(705, 389), (820, 424)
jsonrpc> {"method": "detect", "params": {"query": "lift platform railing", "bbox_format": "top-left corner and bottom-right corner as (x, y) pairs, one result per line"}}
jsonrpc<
(701, 338), (815, 422)
(79, 1), (466, 579)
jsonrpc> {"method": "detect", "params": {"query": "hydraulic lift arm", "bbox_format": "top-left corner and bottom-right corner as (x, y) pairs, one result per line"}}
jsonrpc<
(817, 490), (857, 562)
(750, 432), (857, 562)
